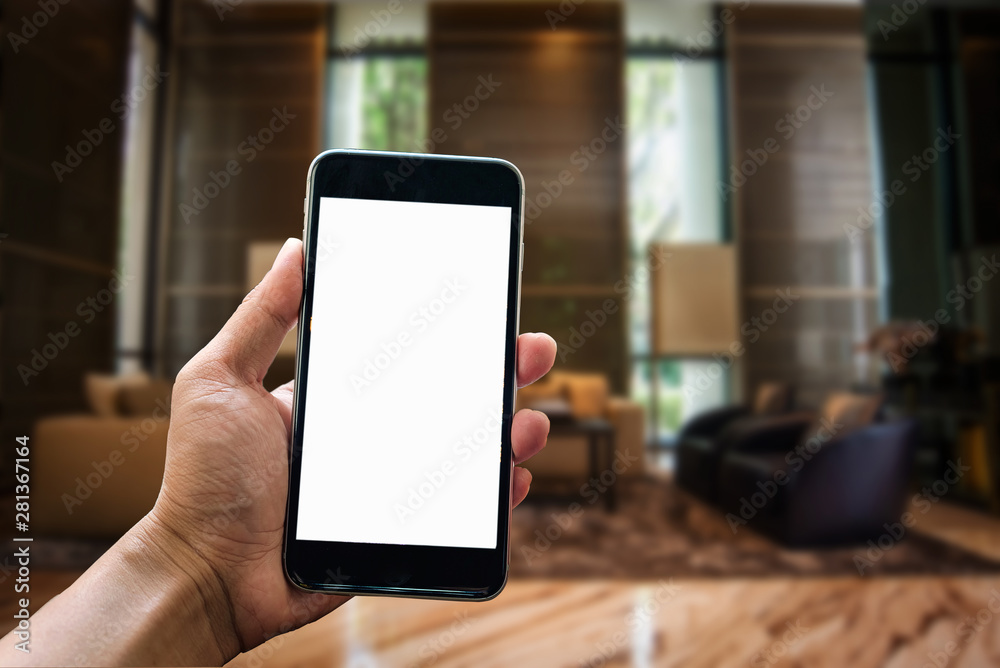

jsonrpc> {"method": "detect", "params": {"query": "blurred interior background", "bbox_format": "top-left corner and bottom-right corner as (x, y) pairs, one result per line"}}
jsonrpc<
(2, 0), (1000, 666)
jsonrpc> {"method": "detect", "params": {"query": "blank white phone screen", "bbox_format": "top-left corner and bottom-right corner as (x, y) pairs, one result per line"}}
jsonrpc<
(296, 197), (512, 549)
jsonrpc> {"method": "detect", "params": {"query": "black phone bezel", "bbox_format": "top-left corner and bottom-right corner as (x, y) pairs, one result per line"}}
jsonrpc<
(283, 150), (523, 601)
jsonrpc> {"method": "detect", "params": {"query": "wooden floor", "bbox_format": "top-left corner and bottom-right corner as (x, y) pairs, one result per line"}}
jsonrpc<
(8, 570), (999, 667)
(226, 577), (1000, 668)
(4, 500), (1000, 667)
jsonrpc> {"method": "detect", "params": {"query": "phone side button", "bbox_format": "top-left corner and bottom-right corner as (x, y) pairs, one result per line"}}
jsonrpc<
(519, 242), (524, 273)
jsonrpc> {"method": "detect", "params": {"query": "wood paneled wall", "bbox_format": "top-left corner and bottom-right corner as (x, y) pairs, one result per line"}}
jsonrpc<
(0, 2), (130, 471)
(728, 6), (877, 406)
(428, 3), (627, 391)
(156, 2), (325, 382)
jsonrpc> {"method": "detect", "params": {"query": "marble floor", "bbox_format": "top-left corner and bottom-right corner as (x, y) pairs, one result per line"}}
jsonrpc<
(220, 496), (1000, 668)
(4, 497), (999, 667)
(226, 576), (1000, 668)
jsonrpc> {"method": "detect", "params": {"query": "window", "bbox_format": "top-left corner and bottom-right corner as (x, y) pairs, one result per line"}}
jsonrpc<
(326, 5), (427, 151)
(116, 0), (164, 374)
(325, 3), (730, 446)
(626, 5), (728, 445)
(327, 57), (426, 151)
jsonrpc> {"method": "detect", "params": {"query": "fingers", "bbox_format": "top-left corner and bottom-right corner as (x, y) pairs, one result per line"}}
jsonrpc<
(272, 379), (294, 406)
(512, 409), (549, 464)
(510, 406), (549, 508)
(201, 239), (303, 386)
(517, 332), (557, 389)
(511, 466), (532, 508)
(269, 325), (551, 511)
(271, 380), (295, 433)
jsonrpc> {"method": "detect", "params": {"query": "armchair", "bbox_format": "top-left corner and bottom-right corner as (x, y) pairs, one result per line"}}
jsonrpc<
(675, 382), (794, 503)
(517, 371), (645, 481)
(33, 372), (171, 538)
(718, 392), (918, 547)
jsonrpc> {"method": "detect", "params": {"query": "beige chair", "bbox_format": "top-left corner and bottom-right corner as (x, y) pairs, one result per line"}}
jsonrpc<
(517, 371), (645, 479)
(33, 373), (170, 538)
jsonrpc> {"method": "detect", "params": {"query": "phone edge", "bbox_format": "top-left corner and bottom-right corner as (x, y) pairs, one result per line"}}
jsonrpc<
(283, 149), (526, 602)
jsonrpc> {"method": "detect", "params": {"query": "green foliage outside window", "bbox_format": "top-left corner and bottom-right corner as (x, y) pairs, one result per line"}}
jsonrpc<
(626, 59), (679, 263)
(361, 57), (427, 151)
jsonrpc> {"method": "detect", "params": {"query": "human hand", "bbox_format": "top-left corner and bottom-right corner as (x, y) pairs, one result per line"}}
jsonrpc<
(144, 238), (556, 660)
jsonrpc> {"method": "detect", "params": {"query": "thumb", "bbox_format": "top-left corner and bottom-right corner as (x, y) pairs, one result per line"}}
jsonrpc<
(198, 238), (303, 385)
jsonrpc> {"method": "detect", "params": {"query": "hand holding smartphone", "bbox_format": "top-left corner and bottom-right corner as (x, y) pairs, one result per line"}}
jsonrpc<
(283, 150), (524, 600)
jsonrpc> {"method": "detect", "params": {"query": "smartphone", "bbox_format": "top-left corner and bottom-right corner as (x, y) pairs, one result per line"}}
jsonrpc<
(283, 149), (524, 600)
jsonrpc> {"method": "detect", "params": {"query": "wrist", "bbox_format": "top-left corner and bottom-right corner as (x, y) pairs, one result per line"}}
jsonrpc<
(1, 509), (243, 667)
(124, 510), (243, 664)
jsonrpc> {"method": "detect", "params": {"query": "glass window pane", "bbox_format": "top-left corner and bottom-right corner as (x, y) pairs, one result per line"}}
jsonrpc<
(327, 57), (427, 152)
(626, 2), (722, 49)
(333, 3), (427, 49)
(656, 359), (685, 439)
(627, 58), (723, 254)
(116, 21), (159, 375)
(361, 58), (427, 151)
(648, 359), (729, 442)
(627, 55), (726, 441)
(630, 359), (654, 441)
(675, 61), (724, 242)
